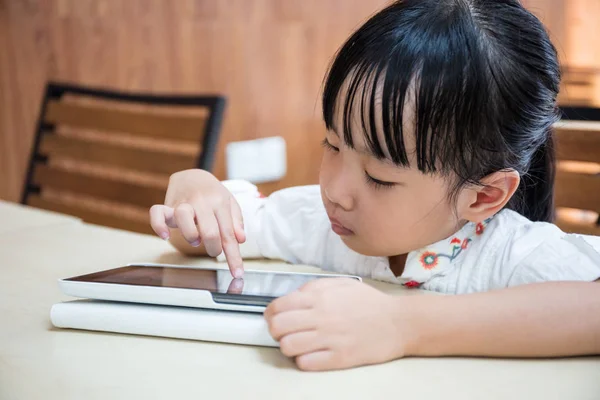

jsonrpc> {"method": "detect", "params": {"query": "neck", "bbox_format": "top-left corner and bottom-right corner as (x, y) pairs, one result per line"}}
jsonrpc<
(388, 253), (408, 277)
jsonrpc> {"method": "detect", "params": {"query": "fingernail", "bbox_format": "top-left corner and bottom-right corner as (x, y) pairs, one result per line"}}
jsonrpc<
(160, 232), (170, 240)
(234, 268), (244, 278)
(190, 240), (200, 247)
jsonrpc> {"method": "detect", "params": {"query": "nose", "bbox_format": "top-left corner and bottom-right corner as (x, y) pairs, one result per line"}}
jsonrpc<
(323, 169), (355, 212)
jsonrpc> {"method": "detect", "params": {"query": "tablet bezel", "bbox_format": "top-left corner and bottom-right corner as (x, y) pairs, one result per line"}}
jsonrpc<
(58, 263), (361, 313)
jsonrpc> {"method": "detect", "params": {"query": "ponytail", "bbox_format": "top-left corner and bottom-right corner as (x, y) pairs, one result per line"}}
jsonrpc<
(508, 131), (556, 223)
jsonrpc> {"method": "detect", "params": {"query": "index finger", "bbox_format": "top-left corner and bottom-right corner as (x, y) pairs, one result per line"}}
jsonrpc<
(214, 206), (244, 278)
(264, 291), (314, 321)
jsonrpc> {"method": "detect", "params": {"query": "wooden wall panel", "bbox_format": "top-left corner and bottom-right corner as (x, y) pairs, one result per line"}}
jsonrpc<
(0, 0), (389, 202)
(564, 0), (600, 68)
(524, 0), (600, 106)
(522, 0), (568, 61)
(1, 0), (599, 203)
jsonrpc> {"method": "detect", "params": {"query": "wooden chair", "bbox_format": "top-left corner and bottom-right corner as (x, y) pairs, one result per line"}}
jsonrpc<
(554, 120), (600, 236)
(558, 67), (600, 107)
(21, 82), (226, 235)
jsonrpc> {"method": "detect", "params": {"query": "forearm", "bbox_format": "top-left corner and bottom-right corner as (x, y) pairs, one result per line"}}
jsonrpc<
(401, 281), (600, 358)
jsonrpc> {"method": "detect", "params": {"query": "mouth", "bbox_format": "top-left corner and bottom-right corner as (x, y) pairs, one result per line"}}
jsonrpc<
(328, 217), (354, 236)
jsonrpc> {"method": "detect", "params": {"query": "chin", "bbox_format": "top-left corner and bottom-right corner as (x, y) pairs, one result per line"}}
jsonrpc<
(338, 235), (390, 257)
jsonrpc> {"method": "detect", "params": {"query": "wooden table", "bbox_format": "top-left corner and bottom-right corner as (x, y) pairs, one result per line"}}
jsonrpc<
(1, 203), (599, 400)
(0, 199), (80, 235)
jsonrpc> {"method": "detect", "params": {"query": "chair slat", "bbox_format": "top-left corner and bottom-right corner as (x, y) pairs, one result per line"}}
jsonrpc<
(554, 121), (600, 163)
(555, 215), (600, 236)
(28, 195), (154, 235)
(32, 164), (166, 209)
(555, 170), (600, 213)
(44, 100), (206, 142)
(23, 82), (225, 235)
(40, 134), (198, 175)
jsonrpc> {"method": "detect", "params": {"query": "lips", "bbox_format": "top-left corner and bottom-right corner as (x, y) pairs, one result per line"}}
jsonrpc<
(329, 217), (354, 236)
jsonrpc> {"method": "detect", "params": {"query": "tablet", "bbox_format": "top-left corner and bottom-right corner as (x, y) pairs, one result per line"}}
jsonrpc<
(58, 263), (361, 313)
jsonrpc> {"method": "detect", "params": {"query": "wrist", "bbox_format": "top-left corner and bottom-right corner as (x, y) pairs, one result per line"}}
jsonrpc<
(390, 293), (445, 357)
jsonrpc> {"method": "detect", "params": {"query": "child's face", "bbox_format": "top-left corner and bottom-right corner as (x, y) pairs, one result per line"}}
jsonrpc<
(318, 101), (472, 257)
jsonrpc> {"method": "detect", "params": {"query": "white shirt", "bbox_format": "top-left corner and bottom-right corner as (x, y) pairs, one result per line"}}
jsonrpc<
(217, 180), (600, 295)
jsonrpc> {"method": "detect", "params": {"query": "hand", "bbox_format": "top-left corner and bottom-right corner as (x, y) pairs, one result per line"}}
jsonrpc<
(264, 278), (408, 371)
(149, 169), (246, 278)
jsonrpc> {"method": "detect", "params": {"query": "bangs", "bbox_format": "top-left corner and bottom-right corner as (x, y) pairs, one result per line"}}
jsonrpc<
(322, 0), (501, 180)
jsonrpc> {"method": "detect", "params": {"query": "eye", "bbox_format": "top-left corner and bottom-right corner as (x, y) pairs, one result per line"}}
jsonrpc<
(321, 138), (339, 153)
(364, 172), (396, 190)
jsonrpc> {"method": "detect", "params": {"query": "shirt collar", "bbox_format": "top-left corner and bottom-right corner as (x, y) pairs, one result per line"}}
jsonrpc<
(390, 217), (494, 286)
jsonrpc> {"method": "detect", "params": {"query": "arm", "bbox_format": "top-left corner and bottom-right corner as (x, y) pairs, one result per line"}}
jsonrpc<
(402, 280), (600, 357)
(264, 278), (599, 371)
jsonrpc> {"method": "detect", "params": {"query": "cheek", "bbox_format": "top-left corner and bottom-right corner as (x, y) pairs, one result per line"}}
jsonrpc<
(358, 181), (457, 253)
(318, 152), (332, 185)
(366, 194), (432, 232)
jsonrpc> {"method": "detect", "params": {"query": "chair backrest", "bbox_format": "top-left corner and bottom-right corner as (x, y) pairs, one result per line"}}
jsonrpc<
(554, 120), (600, 236)
(21, 82), (226, 235)
(558, 67), (600, 107)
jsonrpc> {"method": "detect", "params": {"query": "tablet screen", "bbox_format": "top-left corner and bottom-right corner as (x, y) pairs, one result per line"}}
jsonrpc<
(65, 266), (351, 299)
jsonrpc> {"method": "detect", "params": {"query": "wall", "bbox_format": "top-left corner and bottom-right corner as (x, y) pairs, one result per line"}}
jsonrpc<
(0, 0), (389, 201)
(1, 0), (599, 202)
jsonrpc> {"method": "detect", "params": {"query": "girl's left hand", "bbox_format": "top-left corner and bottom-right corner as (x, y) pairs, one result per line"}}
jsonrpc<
(264, 278), (408, 371)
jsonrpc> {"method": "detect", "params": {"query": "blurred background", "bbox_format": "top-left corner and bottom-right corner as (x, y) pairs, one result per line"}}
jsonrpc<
(0, 0), (599, 235)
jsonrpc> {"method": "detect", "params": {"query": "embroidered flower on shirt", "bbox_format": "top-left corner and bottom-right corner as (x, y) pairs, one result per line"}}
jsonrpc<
(411, 216), (494, 278)
(420, 251), (439, 269)
(476, 222), (485, 235)
(419, 237), (472, 270)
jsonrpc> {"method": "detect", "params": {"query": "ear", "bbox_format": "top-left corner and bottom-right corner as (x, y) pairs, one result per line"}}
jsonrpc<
(461, 170), (520, 223)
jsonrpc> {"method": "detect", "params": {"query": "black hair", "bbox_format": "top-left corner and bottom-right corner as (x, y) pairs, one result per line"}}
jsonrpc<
(322, 0), (560, 222)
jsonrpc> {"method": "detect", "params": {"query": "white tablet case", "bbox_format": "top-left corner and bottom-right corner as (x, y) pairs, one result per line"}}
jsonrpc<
(51, 300), (279, 347)
(58, 262), (361, 314)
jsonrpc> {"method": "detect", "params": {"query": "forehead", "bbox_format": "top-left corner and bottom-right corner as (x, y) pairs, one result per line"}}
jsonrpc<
(330, 74), (418, 164)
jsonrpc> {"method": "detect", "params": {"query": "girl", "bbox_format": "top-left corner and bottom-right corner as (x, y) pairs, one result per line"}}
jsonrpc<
(150, 0), (600, 370)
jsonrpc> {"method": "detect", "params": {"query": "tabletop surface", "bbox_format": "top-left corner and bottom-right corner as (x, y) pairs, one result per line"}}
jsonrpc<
(0, 202), (599, 400)
(0, 199), (80, 235)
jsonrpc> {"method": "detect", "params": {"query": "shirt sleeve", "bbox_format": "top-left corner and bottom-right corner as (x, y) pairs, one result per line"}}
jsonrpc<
(504, 222), (600, 286)
(216, 180), (333, 266)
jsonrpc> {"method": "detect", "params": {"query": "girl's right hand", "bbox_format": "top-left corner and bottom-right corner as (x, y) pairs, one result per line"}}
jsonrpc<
(149, 169), (246, 278)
